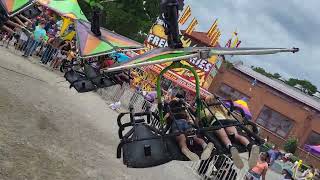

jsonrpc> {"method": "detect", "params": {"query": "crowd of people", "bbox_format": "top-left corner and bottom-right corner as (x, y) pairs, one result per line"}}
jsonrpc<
(0, 6), (131, 76)
(0, 7), (78, 71)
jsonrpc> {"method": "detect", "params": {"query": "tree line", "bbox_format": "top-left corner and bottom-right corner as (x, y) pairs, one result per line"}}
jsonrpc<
(79, 0), (160, 43)
(251, 66), (318, 96)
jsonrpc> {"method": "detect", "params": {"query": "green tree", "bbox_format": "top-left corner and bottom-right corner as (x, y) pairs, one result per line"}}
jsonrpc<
(252, 67), (281, 79)
(79, 0), (160, 43)
(283, 138), (298, 154)
(224, 60), (234, 69)
(273, 73), (281, 79)
(286, 78), (317, 95)
(252, 67), (274, 78)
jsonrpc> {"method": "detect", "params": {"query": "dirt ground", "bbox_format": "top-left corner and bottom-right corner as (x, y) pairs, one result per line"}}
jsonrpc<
(0, 46), (198, 180)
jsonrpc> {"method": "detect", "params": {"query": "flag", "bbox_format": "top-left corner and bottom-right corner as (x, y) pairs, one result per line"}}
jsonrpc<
(185, 18), (198, 34)
(225, 38), (232, 48)
(207, 19), (218, 39)
(178, 5), (191, 25)
(210, 31), (221, 46)
(231, 36), (239, 48)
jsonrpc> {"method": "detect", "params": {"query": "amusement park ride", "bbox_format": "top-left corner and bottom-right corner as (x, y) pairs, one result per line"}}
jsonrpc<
(1, 0), (299, 168)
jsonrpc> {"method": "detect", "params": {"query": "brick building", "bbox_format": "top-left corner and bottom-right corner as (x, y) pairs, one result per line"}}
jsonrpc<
(209, 62), (320, 166)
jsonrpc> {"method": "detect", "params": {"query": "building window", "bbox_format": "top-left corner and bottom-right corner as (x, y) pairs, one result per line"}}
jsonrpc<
(256, 106), (294, 137)
(217, 83), (249, 100)
(305, 131), (320, 145)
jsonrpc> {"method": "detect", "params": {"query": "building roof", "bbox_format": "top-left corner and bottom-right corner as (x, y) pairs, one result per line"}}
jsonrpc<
(180, 30), (213, 47)
(234, 64), (320, 112)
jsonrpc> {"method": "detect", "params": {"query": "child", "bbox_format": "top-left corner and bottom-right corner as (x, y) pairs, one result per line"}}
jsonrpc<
(50, 50), (66, 70)
(164, 93), (214, 161)
(202, 95), (260, 169)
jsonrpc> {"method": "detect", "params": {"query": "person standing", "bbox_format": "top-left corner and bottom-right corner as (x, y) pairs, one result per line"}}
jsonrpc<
(245, 152), (269, 180)
(282, 169), (294, 180)
(23, 22), (46, 57)
(297, 166), (315, 180)
(267, 145), (281, 166)
(41, 30), (62, 64)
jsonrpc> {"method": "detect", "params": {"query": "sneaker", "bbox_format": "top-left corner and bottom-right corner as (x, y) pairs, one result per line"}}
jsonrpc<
(201, 142), (215, 160)
(248, 145), (260, 169)
(181, 148), (199, 161)
(205, 160), (216, 177)
(109, 103), (116, 110)
(230, 146), (244, 169)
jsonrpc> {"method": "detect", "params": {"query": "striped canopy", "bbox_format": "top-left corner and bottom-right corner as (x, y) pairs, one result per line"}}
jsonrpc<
(0, 0), (33, 16)
(37, 0), (88, 21)
(76, 20), (144, 58)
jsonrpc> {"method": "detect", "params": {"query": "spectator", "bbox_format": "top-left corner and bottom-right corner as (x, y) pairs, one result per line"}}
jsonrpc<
(56, 19), (63, 30)
(267, 145), (281, 166)
(17, 26), (31, 51)
(23, 21), (46, 57)
(50, 50), (67, 70)
(297, 165), (315, 180)
(44, 17), (55, 31)
(245, 152), (269, 180)
(282, 169), (294, 180)
(101, 55), (115, 69)
(41, 30), (62, 64)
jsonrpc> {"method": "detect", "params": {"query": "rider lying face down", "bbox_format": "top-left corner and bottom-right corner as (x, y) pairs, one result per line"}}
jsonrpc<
(164, 93), (214, 161)
(202, 95), (260, 169)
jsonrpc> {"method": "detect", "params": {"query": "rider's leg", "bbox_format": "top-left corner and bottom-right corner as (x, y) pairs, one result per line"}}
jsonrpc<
(225, 126), (250, 145)
(193, 137), (214, 160)
(215, 128), (244, 169)
(176, 134), (199, 161)
(225, 126), (259, 169)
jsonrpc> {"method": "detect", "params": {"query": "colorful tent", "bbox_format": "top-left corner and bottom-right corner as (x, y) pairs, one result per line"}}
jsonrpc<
(37, 0), (88, 21)
(76, 20), (144, 58)
(110, 53), (130, 63)
(225, 98), (252, 119)
(304, 144), (320, 156)
(0, 0), (33, 16)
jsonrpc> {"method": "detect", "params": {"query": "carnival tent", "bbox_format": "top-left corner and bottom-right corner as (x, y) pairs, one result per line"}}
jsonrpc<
(304, 144), (320, 156)
(0, 0), (33, 16)
(76, 20), (144, 58)
(37, 0), (88, 21)
(225, 98), (252, 119)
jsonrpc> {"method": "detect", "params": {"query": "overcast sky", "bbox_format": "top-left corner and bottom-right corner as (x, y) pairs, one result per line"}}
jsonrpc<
(184, 0), (320, 88)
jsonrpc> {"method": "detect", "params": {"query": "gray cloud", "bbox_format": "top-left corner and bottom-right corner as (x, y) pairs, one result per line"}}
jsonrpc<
(184, 0), (320, 88)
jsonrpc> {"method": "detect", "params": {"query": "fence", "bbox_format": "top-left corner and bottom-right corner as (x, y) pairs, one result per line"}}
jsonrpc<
(258, 124), (320, 167)
(96, 84), (249, 180)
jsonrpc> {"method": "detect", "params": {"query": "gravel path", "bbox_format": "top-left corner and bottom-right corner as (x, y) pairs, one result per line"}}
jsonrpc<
(0, 46), (197, 180)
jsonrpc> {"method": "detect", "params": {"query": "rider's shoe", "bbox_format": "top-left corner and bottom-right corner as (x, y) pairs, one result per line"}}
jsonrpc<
(248, 145), (260, 169)
(201, 142), (214, 160)
(182, 148), (199, 161)
(230, 146), (244, 169)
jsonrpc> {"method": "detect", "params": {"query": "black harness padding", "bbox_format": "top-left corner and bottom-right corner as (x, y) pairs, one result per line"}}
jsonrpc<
(117, 106), (203, 168)
(121, 123), (172, 168)
(83, 64), (116, 88)
(64, 70), (96, 93)
(63, 64), (117, 93)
